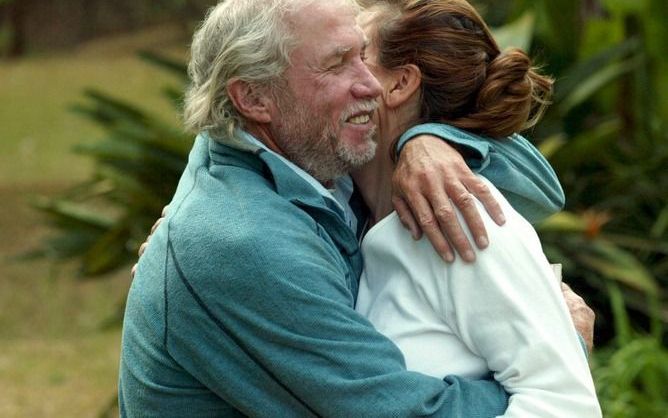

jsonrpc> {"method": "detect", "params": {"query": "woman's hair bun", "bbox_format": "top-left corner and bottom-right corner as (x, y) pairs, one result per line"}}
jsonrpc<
(454, 48), (553, 138)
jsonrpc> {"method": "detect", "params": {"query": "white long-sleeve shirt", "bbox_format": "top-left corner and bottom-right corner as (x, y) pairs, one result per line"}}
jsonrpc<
(356, 177), (601, 418)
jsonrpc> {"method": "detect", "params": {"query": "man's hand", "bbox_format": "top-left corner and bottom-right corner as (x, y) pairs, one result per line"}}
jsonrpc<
(131, 206), (168, 278)
(392, 135), (506, 263)
(561, 282), (595, 354)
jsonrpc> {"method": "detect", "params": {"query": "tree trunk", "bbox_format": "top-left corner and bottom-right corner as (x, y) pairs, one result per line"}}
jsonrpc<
(6, 0), (27, 57)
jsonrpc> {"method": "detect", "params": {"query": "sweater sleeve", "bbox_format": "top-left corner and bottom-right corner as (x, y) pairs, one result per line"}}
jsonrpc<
(163, 204), (509, 417)
(396, 123), (565, 223)
(441, 179), (601, 418)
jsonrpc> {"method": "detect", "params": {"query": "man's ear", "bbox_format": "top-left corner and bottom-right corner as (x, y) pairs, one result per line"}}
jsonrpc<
(385, 64), (421, 109)
(227, 79), (273, 123)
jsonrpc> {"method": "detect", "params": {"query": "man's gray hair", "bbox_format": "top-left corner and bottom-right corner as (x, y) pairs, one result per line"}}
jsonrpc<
(183, 0), (359, 139)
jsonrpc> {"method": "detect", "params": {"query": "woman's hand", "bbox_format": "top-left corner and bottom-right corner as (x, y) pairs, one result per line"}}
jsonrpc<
(131, 206), (168, 278)
(392, 134), (505, 263)
(561, 282), (596, 354)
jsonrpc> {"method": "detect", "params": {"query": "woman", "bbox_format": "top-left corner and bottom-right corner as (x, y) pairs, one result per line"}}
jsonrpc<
(352, 0), (601, 416)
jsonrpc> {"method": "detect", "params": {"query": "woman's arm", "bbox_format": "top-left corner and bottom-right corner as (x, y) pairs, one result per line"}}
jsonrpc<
(442, 178), (600, 418)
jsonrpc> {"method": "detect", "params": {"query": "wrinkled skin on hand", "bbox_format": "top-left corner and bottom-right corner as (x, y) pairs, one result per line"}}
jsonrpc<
(561, 282), (596, 353)
(392, 135), (506, 263)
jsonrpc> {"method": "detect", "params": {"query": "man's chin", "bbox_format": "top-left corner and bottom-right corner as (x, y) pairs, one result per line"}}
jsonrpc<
(342, 121), (377, 142)
(337, 136), (378, 169)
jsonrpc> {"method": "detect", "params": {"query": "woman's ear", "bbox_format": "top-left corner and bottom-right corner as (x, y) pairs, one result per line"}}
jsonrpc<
(227, 79), (273, 123)
(385, 64), (421, 108)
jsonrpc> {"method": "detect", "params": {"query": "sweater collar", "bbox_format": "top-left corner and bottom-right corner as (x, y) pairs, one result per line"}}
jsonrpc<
(205, 131), (349, 224)
(207, 132), (360, 258)
(206, 130), (351, 219)
(204, 130), (362, 270)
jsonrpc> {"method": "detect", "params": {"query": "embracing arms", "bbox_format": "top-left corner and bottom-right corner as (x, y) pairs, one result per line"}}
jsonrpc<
(390, 123), (564, 262)
(122, 199), (510, 417)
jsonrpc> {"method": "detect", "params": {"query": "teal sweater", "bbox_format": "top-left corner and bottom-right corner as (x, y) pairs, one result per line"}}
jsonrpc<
(119, 134), (511, 417)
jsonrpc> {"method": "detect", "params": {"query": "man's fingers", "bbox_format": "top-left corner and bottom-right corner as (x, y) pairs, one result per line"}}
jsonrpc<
(467, 178), (505, 226)
(423, 180), (477, 261)
(450, 188), (488, 249)
(408, 193), (456, 262)
(392, 196), (421, 240)
(433, 200), (476, 262)
(422, 225), (455, 263)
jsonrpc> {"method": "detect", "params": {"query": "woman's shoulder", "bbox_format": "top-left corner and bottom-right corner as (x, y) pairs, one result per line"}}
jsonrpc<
(362, 177), (540, 266)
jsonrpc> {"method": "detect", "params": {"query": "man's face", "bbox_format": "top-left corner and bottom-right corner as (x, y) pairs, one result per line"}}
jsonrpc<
(269, 1), (382, 182)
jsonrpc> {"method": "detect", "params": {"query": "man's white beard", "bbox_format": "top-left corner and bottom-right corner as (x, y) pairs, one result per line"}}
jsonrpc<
(273, 93), (377, 183)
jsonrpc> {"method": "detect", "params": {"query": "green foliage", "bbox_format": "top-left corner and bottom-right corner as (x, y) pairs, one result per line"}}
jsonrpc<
(589, 283), (668, 417)
(33, 52), (192, 276)
(491, 0), (667, 414)
(592, 335), (668, 417)
(491, 11), (534, 52)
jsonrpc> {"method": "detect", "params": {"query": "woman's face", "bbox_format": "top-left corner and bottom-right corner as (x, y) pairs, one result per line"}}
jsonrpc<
(358, 9), (395, 135)
(358, 9), (391, 87)
(359, 7), (423, 150)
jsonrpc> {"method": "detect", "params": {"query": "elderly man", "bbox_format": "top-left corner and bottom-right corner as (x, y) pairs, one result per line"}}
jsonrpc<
(120, 0), (592, 416)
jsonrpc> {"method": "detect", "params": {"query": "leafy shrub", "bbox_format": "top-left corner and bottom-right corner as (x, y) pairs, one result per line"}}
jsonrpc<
(33, 52), (191, 276)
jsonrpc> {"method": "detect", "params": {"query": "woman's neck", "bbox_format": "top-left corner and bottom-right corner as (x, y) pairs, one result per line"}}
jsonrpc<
(351, 144), (395, 225)
(351, 110), (415, 226)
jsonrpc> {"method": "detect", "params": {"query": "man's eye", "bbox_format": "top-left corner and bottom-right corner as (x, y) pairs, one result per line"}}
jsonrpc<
(328, 61), (344, 71)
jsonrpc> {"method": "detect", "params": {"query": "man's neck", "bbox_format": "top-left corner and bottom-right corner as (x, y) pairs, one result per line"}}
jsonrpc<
(245, 123), (284, 156)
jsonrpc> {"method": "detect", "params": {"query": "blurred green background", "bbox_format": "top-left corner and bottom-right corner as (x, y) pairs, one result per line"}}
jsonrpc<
(1, 0), (666, 416)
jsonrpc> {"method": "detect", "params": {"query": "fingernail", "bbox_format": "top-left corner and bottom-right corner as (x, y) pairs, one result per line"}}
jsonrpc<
(464, 250), (476, 262)
(498, 214), (507, 225)
(443, 252), (455, 263)
(477, 236), (489, 248)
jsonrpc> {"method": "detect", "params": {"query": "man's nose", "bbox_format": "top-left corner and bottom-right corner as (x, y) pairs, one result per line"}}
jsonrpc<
(351, 63), (382, 99)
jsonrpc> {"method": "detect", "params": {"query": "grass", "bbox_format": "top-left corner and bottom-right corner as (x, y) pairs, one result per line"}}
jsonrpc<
(0, 332), (121, 417)
(0, 24), (186, 186)
(0, 185), (131, 417)
(0, 25), (187, 417)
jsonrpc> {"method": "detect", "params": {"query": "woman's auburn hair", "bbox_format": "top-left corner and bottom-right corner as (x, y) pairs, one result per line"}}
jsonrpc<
(367, 0), (553, 138)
